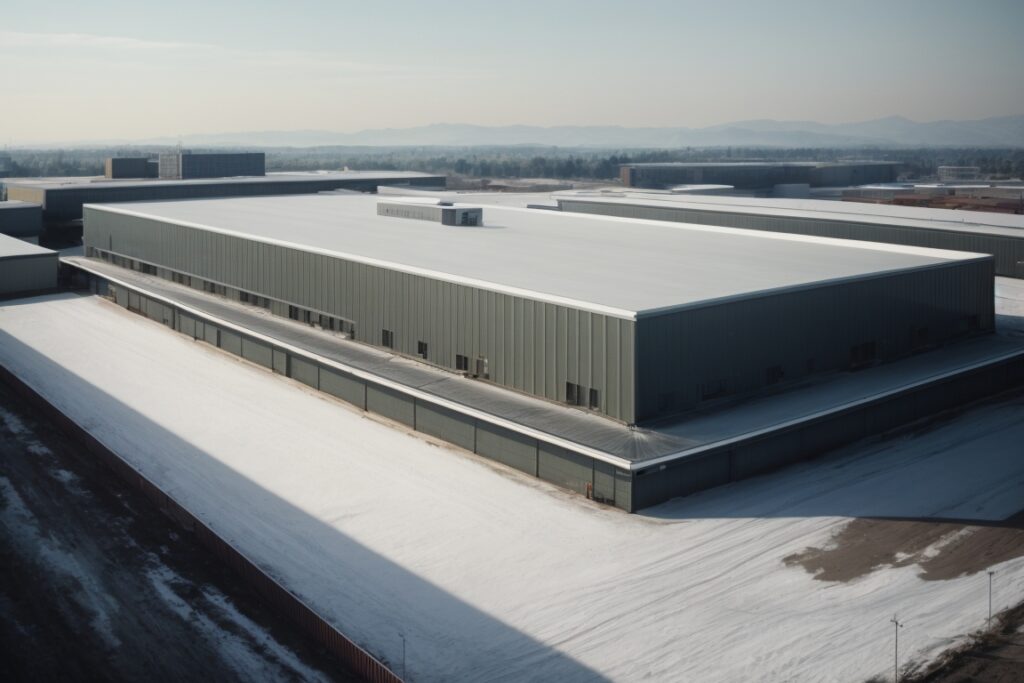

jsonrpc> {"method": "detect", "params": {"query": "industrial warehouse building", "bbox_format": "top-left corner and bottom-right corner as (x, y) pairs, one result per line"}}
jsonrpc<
(556, 192), (1024, 278)
(0, 233), (57, 297)
(620, 161), (900, 190)
(0, 200), (43, 242)
(2, 171), (445, 228)
(158, 151), (265, 179)
(69, 193), (1015, 510)
(83, 194), (993, 424)
(105, 157), (158, 179)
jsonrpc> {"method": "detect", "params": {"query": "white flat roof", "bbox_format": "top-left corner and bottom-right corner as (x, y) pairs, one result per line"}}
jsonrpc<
(3, 170), (442, 192)
(555, 190), (1024, 236)
(87, 193), (986, 319)
(0, 232), (55, 258)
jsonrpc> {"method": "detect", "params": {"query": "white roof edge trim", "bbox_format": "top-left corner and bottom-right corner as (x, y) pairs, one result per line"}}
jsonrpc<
(83, 203), (638, 321)
(635, 346), (1024, 471)
(68, 258), (635, 470)
(633, 257), (992, 319)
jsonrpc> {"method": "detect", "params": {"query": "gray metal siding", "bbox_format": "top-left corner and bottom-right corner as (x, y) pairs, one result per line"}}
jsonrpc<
(289, 356), (319, 389)
(220, 329), (242, 356)
(241, 338), (273, 369)
(537, 443), (592, 495)
(85, 208), (637, 422)
(415, 403), (475, 452)
(366, 385), (415, 427)
(635, 259), (994, 421)
(0, 254), (58, 295)
(561, 199), (1024, 279)
(320, 367), (366, 409)
(475, 422), (537, 475)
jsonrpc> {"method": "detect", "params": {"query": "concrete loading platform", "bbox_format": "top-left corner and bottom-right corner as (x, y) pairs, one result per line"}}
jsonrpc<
(64, 256), (1024, 511)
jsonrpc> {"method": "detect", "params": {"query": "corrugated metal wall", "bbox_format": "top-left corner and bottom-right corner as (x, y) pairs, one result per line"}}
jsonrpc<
(0, 254), (58, 296)
(560, 199), (1024, 278)
(85, 208), (637, 422)
(635, 259), (994, 421)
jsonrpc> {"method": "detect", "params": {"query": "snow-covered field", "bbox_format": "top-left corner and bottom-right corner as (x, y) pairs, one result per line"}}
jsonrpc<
(2, 292), (1023, 682)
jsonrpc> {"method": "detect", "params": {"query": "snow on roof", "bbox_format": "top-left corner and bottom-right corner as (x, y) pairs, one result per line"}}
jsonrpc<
(555, 190), (1024, 236)
(86, 193), (983, 319)
(0, 232), (55, 259)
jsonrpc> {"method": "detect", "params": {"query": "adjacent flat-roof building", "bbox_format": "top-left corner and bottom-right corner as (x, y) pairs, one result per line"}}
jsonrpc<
(158, 151), (265, 179)
(3, 171), (446, 228)
(0, 200), (43, 241)
(0, 233), (57, 296)
(620, 161), (900, 190)
(556, 191), (1024, 278)
(83, 193), (993, 425)
(105, 157), (158, 179)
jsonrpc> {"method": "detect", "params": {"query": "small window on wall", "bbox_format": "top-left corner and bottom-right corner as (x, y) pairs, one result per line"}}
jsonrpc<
(417, 341), (428, 359)
(588, 388), (600, 410)
(455, 354), (469, 371)
(382, 329), (394, 348)
(566, 382), (584, 406)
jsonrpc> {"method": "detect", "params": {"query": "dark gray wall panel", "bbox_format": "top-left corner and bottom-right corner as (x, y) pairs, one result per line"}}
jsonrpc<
(272, 349), (288, 375)
(593, 460), (616, 504)
(289, 356), (319, 389)
(241, 337), (273, 368)
(366, 385), (415, 427)
(415, 403), (475, 452)
(614, 468), (633, 512)
(320, 367), (366, 409)
(203, 322), (219, 346)
(476, 422), (537, 474)
(538, 443), (591, 495)
(220, 329), (242, 356)
(179, 313), (197, 338)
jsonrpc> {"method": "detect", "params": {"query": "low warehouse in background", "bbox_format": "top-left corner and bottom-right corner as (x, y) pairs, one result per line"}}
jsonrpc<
(0, 200), (43, 243)
(0, 234), (57, 297)
(556, 192), (1024, 278)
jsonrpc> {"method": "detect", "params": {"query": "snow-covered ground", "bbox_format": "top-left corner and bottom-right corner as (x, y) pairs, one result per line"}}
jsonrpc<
(2, 292), (1023, 682)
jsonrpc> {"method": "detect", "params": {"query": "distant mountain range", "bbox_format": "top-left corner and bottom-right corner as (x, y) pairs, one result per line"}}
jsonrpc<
(42, 115), (1024, 149)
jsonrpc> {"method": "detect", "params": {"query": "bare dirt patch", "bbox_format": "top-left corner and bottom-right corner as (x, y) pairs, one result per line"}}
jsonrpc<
(785, 513), (1024, 583)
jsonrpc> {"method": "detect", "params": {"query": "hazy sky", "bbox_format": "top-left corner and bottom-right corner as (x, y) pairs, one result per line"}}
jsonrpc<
(2, 0), (1023, 143)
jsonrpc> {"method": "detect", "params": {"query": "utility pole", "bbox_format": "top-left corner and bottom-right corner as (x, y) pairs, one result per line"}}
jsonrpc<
(890, 616), (904, 683)
(988, 570), (995, 627)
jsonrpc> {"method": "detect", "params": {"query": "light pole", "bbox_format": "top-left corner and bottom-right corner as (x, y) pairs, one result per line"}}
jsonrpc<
(890, 616), (904, 683)
(988, 570), (995, 628)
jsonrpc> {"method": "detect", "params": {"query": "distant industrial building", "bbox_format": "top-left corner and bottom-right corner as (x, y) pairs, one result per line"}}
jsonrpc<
(0, 153), (13, 178)
(67, 193), (1010, 510)
(937, 166), (981, 182)
(0, 200), (43, 242)
(0, 233), (57, 297)
(556, 191), (1024, 278)
(620, 161), (900, 190)
(2, 171), (446, 230)
(158, 151), (265, 179)
(105, 157), (158, 179)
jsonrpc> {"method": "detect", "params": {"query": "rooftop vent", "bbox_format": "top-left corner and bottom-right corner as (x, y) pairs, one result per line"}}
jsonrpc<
(377, 200), (483, 227)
